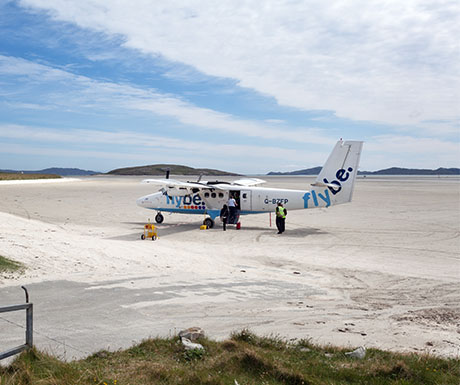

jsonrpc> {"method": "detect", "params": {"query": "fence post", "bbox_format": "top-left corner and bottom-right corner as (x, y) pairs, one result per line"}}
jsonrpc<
(0, 287), (34, 360)
(22, 286), (33, 349)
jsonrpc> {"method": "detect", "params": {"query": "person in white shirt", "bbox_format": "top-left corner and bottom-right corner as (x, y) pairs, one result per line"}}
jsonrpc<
(227, 195), (237, 223)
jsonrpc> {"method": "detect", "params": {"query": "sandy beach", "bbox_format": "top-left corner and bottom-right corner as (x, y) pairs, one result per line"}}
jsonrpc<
(0, 175), (459, 360)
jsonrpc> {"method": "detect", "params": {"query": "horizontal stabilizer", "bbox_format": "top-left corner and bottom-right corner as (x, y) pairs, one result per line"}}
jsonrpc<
(311, 181), (340, 188)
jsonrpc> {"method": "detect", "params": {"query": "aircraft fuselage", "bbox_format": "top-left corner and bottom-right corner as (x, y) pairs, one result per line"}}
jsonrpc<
(137, 185), (332, 220)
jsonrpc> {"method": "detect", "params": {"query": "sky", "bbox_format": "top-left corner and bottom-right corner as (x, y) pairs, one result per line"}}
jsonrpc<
(0, 0), (459, 173)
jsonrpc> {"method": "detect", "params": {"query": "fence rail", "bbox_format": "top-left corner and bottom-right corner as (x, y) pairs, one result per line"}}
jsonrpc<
(0, 286), (33, 360)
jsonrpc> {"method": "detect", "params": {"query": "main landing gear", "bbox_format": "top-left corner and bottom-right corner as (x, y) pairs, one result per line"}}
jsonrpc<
(155, 212), (164, 224)
(154, 211), (215, 228)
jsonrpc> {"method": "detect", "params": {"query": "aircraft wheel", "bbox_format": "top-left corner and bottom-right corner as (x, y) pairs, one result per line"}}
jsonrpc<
(141, 234), (145, 240)
(203, 218), (214, 229)
(155, 213), (164, 224)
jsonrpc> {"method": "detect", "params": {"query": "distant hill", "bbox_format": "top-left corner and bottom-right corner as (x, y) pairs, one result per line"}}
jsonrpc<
(0, 168), (99, 176)
(268, 167), (460, 176)
(268, 167), (322, 176)
(359, 167), (460, 175)
(107, 164), (240, 176)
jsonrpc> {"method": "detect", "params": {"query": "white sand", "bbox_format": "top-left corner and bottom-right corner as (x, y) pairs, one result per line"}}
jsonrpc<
(0, 175), (459, 358)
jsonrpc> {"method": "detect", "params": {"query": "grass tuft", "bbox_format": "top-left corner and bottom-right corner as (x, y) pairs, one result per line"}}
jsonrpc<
(0, 255), (24, 273)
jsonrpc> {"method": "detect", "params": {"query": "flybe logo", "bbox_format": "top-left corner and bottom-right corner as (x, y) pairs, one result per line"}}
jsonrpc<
(323, 167), (353, 195)
(165, 194), (205, 209)
(302, 167), (353, 208)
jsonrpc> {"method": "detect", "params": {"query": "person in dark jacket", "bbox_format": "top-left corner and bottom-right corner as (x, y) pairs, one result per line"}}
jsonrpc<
(220, 204), (229, 231)
(275, 202), (287, 234)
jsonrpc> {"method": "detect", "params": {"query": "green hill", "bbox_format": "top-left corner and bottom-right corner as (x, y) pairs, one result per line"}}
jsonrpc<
(107, 164), (239, 176)
(0, 168), (98, 176)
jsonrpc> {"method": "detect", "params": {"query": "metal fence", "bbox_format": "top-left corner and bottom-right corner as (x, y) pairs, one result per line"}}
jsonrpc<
(0, 286), (33, 360)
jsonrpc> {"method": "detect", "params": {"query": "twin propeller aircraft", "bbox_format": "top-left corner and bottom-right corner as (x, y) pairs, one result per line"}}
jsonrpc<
(137, 140), (363, 228)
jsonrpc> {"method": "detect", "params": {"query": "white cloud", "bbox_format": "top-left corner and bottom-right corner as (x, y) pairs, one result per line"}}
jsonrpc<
(362, 135), (460, 169)
(20, 0), (460, 131)
(0, 54), (335, 146)
(0, 124), (327, 168)
(367, 135), (459, 154)
(3, 123), (458, 171)
(3, 120), (459, 171)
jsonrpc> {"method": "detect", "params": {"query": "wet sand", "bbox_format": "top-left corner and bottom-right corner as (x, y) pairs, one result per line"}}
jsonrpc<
(0, 175), (459, 360)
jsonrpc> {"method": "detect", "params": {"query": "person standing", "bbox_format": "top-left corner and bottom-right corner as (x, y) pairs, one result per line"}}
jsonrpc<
(220, 204), (229, 231)
(275, 202), (287, 234)
(227, 194), (237, 224)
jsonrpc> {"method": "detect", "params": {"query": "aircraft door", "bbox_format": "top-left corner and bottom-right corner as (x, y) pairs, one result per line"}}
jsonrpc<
(240, 190), (252, 212)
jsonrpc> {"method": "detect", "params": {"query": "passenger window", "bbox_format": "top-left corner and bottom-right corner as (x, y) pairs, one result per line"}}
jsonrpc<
(218, 193), (224, 198)
(242, 193), (247, 198)
(211, 192), (217, 198)
(204, 192), (209, 198)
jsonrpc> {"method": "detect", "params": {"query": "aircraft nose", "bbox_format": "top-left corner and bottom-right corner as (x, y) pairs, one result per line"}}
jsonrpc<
(136, 196), (146, 207)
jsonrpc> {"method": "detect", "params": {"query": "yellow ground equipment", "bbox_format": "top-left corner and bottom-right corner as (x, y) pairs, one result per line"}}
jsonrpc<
(200, 225), (208, 230)
(141, 223), (158, 240)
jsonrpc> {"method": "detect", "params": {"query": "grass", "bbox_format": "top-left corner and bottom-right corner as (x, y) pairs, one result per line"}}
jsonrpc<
(0, 173), (61, 181)
(0, 255), (23, 274)
(0, 330), (458, 384)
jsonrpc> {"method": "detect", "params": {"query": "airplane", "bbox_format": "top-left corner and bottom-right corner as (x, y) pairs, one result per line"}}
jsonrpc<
(136, 139), (363, 228)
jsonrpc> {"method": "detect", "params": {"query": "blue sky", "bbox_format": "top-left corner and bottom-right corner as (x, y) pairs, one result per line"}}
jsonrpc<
(0, 0), (459, 173)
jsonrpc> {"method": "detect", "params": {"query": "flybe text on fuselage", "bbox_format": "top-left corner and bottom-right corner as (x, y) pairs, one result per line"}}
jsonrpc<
(302, 189), (330, 208)
(165, 194), (205, 209)
(258, 188), (330, 210)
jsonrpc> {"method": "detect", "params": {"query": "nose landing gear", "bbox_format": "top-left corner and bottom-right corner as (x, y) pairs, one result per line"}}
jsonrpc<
(155, 212), (164, 224)
(203, 217), (214, 229)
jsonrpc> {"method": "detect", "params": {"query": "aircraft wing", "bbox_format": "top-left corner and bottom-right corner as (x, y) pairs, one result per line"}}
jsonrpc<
(143, 178), (265, 188)
(230, 178), (266, 186)
(141, 178), (228, 196)
(141, 178), (209, 189)
(141, 177), (265, 196)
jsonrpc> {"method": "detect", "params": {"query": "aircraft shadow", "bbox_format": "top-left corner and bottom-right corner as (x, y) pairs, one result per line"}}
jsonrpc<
(282, 227), (327, 237)
(108, 222), (201, 241)
(106, 232), (149, 241)
(238, 226), (327, 237)
(109, 223), (327, 241)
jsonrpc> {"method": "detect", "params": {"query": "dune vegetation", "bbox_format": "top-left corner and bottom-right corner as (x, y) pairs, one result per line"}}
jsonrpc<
(0, 173), (61, 181)
(0, 330), (458, 384)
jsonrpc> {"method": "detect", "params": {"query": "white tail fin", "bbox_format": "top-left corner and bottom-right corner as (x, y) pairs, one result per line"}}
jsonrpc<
(313, 140), (363, 205)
